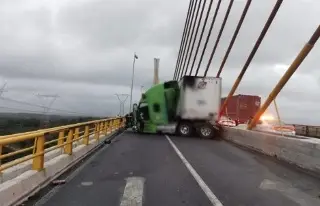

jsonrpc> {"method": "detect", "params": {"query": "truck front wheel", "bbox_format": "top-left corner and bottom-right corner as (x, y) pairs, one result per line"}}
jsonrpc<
(177, 122), (192, 137)
(197, 123), (214, 138)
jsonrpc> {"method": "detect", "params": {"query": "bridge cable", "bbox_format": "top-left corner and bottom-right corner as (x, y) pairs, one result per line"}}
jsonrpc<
(188, 0), (215, 76)
(183, 0), (207, 77)
(216, 0), (252, 78)
(203, 0), (234, 77)
(194, 0), (222, 76)
(175, 0), (196, 80)
(176, 0), (198, 80)
(173, 0), (194, 80)
(219, 0), (284, 118)
(248, 25), (320, 130)
(179, 0), (204, 78)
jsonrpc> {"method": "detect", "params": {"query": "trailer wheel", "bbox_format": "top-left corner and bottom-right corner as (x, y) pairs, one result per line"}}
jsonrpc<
(198, 124), (214, 138)
(177, 122), (192, 137)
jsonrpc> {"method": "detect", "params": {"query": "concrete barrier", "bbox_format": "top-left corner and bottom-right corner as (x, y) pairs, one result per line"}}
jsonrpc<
(223, 127), (320, 175)
(0, 129), (121, 206)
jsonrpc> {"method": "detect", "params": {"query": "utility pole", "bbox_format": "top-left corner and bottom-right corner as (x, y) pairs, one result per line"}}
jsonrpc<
(129, 52), (138, 113)
(36, 94), (59, 129)
(0, 82), (8, 97)
(115, 94), (129, 116)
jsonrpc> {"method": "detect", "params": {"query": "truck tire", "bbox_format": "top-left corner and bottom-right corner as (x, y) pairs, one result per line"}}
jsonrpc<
(197, 123), (214, 139)
(177, 122), (192, 137)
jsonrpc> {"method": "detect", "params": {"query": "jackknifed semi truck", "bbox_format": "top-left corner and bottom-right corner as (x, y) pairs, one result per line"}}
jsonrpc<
(131, 75), (222, 138)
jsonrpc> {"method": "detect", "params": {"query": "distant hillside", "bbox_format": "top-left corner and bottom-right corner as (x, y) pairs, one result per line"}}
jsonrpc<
(0, 112), (94, 119)
(0, 112), (107, 164)
(0, 112), (103, 136)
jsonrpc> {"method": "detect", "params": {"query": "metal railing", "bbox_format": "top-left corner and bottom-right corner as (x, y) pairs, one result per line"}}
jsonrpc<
(0, 117), (125, 173)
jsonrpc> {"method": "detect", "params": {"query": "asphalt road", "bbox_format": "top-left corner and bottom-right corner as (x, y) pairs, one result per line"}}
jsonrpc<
(28, 131), (320, 206)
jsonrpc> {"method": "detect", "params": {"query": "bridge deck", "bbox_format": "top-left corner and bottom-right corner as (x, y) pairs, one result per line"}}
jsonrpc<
(26, 131), (320, 206)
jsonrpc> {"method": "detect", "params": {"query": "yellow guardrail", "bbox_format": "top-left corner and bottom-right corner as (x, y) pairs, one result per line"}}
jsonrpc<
(0, 117), (125, 173)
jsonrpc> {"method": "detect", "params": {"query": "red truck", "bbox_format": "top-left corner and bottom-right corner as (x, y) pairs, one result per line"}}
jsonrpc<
(221, 94), (261, 124)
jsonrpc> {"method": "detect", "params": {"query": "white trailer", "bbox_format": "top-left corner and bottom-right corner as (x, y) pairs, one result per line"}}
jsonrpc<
(175, 76), (222, 138)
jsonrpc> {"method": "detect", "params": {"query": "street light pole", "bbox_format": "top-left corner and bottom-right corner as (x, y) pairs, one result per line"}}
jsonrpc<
(129, 52), (138, 114)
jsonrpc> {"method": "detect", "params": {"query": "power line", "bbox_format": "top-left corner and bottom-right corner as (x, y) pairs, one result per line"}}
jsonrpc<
(180, 0), (203, 78)
(203, 0), (234, 77)
(0, 106), (52, 115)
(194, 0), (222, 76)
(176, 0), (198, 80)
(0, 83), (8, 97)
(173, 0), (194, 80)
(0, 96), (82, 115)
(216, 0), (252, 77)
(36, 94), (59, 128)
(36, 93), (59, 113)
(189, 0), (214, 76)
(0, 106), (90, 117)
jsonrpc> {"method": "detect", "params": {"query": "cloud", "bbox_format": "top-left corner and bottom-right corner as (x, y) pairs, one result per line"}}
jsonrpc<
(0, 0), (319, 124)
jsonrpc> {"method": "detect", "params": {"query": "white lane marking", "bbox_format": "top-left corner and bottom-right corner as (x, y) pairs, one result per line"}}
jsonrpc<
(120, 177), (145, 206)
(81, 181), (93, 186)
(260, 179), (320, 206)
(166, 135), (223, 206)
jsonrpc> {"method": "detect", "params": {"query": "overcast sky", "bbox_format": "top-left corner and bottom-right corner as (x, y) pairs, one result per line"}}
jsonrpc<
(0, 0), (319, 124)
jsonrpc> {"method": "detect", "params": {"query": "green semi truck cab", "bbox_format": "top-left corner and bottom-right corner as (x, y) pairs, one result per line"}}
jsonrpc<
(133, 75), (222, 138)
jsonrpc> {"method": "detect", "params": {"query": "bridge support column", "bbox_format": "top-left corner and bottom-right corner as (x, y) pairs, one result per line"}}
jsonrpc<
(0, 144), (2, 171)
(107, 121), (111, 133)
(58, 130), (65, 147)
(112, 120), (115, 131)
(32, 135), (45, 171)
(83, 126), (90, 145)
(94, 123), (100, 141)
(65, 129), (74, 155)
(74, 127), (80, 143)
(100, 122), (104, 136)
(74, 128), (80, 145)
(104, 121), (108, 134)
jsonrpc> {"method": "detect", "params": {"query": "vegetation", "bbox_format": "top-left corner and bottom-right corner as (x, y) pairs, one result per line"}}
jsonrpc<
(0, 113), (102, 164)
(0, 113), (99, 135)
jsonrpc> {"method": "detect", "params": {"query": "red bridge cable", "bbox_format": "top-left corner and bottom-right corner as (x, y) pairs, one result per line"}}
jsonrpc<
(203, 0), (234, 77)
(219, 0), (284, 119)
(216, 0), (252, 78)
(194, 0), (222, 76)
(173, 0), (194, 80)
(189, 0), (215, 76)
(183, 0), (207, 76)
(176, 0), (198, 80)
(180, 0), (204, 78)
